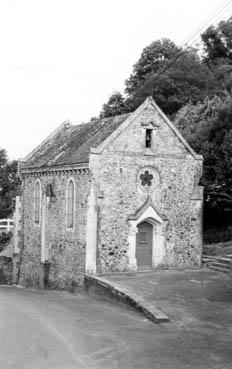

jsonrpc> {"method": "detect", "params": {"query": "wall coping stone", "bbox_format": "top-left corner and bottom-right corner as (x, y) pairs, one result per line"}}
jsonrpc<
(84, 274), (169, 324)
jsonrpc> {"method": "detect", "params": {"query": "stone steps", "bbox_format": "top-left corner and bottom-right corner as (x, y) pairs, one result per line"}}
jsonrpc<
(207, 265), (229, 273)
(202, 254), (232, 273)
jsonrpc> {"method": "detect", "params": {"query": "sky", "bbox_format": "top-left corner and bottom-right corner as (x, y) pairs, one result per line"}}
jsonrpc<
(0, 0), (231, 160)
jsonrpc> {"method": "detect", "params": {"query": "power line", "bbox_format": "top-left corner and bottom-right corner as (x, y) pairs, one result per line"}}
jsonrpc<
(141, 0), (232, 87)
(181, 0), (232, 50)
(175, 0), (231, 50)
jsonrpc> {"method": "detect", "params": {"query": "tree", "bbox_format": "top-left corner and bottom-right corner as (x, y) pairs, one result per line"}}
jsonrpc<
(207, 58), (232, 95)
(175, 95), (232, 240)
(100, 17), (232, 120)
(200, 17), (232, 101)
(100, 91), (130, 119)
(0, 148), (7, 171)
(125, 38), (179, 95)
(201, 17), (232, 63)
(101, 42), (218, 119)
(0, 149), (20, 219)
(126, 48), (217, 117)
(174, 95), (229, 148)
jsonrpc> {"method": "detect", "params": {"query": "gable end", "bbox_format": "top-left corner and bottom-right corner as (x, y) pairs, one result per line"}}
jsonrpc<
(91, 97), (203, 161)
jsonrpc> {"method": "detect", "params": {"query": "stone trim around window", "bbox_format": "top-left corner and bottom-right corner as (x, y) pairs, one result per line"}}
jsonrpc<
(66, 177), (75, 232)
(34, 179), (41, 226)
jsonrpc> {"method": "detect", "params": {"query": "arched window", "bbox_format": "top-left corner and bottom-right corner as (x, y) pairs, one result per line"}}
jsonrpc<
(67, 179), (74, 229)
(34, 180), (41, 224)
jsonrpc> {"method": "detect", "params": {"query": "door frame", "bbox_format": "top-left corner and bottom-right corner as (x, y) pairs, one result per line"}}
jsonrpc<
(127, 200), (167, 271)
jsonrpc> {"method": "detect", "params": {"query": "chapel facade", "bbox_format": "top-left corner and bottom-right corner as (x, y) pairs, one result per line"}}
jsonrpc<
(14, 97), (203, 289)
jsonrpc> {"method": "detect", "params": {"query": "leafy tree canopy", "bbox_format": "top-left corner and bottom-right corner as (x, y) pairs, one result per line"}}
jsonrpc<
(99, 91), (130, 119)
(101, 41), (219, 118)
(0, 148), (20, 219)
(125, 38), (179, 95)
(126, 48), (217, 116)
(175, 95), (232, 218)
(201, 17), (232, 63)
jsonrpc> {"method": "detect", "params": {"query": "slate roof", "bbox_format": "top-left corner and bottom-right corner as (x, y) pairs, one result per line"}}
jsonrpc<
(21, 113), (130, 170)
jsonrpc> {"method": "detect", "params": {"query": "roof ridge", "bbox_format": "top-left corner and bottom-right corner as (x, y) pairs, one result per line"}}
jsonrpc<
(75, 112), (131, 126)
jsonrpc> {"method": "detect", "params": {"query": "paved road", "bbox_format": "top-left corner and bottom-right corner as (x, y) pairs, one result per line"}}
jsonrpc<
(104, 269), (232, 369)
(0, 278), (232, 369)
(0, 286), (164, 369)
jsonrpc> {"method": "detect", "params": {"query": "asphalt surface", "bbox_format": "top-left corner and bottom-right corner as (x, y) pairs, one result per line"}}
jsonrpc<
(1, 270), (232, 369)
(106, 269), (232, 369)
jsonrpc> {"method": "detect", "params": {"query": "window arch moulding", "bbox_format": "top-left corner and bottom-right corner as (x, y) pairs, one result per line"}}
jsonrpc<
(66, 178), (75, 231)
(34, 179), (41, 226)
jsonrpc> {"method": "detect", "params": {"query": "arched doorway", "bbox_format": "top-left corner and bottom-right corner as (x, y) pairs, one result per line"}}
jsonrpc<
(136, 221), (153, 269)
(127, 199), (168, 272)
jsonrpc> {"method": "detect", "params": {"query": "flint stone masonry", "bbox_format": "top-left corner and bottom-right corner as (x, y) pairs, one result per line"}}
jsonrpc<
(19, 170), (91, 289)
(16, 97), (203, 289)
(90, 103), (203, 273)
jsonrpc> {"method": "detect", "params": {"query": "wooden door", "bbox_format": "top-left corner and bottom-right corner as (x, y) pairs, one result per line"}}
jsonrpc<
(136, 221), (153, 269)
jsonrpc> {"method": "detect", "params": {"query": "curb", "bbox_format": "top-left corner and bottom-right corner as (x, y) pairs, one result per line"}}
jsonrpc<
(84, 274), (169, 324)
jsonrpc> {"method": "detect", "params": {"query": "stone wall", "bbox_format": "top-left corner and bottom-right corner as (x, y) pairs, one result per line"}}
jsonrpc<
(19, 169), (91, 289)
(90, 103), (203, 273)
(19, 99), (203, 282)
(13, 196), (23, 254)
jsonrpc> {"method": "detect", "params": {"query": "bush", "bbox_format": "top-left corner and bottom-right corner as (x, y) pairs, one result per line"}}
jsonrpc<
(0, 231), (13, 252)
(203, 225), (232, 244)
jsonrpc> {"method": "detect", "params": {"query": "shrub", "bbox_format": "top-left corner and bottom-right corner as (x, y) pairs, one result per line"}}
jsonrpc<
(203, 225), (232, 244)
(0, 231), (13, 252)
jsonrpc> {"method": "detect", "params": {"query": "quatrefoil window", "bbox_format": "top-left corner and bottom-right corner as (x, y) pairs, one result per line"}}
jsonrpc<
(140, 170), (153, 186)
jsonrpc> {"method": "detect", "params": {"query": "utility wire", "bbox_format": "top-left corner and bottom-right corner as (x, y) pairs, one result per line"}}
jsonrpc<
(173, 0), (231, 50)
(139, 0), (232, 88)
(181, 0), (232, 51)
(149, 0), (232, 80)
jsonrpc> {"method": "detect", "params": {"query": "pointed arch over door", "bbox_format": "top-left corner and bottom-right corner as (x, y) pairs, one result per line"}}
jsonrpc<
(127, 198), (168, 271)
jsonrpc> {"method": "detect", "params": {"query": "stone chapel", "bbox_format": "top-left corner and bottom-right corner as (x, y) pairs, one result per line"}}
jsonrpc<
(15, 97), (203, 289)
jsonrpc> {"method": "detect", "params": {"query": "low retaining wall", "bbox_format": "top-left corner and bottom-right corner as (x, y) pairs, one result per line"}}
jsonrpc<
(84, 274), (169, 324)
